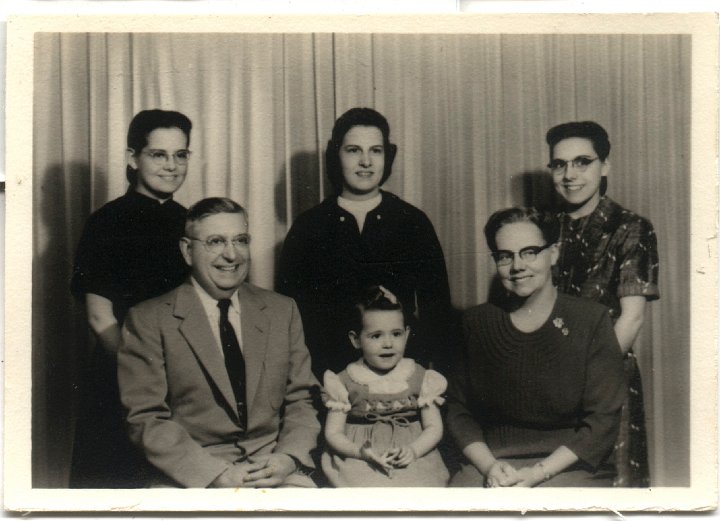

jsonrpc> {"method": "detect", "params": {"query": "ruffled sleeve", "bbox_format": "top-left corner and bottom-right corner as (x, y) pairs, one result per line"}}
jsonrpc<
(322, 370), (351, 412)
(417, 369), (447, 408)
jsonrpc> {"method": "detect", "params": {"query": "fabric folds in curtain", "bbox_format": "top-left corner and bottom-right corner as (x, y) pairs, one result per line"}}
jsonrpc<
(32, 32), (690, 487)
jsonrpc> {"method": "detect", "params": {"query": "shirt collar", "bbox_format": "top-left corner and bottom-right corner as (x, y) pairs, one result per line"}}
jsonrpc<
(190, 277), (241, 315)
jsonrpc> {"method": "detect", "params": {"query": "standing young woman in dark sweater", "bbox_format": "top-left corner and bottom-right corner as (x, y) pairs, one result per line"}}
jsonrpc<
(277, 108), (453, 379)
(446, 207), (626, 487)
(70, 109), (192, 487)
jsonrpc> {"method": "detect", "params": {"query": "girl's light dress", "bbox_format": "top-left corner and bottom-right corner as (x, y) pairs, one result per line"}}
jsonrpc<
(322, 358), (450, 487)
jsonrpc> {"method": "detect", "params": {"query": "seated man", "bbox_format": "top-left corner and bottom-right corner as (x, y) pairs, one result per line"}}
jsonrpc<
(118, 197), (320, 488)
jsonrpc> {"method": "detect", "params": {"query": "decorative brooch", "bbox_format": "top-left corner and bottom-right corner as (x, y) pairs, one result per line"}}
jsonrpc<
(553, 317), (569, 336)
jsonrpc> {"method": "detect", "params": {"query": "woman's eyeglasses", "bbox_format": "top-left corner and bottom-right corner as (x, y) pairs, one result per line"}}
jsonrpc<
(491, 244), (551, 266)
(547, 156), (598, 173)
(142, 149), (192, 166)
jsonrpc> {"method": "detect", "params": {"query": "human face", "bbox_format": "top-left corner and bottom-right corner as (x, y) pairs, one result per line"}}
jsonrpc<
(339, 125), (385, 201)
(128, 127), (189, 201)
(180, 212), (250, 300)
(349, 310), (409, 375)
(494, 221), (558, 300)
(551, 137), (609, 218)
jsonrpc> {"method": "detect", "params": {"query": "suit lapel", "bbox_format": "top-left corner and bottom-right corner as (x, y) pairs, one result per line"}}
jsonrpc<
(238, 284), (269, 413)
(174, 282), (238, 419)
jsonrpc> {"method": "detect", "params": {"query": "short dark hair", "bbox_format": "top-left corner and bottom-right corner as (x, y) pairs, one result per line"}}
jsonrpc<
(348, 285), (406, 334)
(326, 108), (398, 195)
(546, 121), (611, 162)
(484, 207), (560, 252)
(546, 121), (610, 196)
(185, 197), (247, 235)
(126, 109), (193, 185)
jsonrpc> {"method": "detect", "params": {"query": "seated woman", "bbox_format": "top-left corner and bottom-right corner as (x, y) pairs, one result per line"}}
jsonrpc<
(446, 207), (626, 487)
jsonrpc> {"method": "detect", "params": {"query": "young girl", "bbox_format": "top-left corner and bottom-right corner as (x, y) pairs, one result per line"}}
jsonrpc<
(322, 286), (450, 487)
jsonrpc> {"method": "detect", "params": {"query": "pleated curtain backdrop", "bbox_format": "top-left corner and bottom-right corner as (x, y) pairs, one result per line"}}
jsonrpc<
(32, 32), (690, 487)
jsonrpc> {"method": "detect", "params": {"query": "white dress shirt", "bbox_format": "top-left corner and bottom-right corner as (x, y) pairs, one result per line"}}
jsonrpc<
(191, 277), (244, 356)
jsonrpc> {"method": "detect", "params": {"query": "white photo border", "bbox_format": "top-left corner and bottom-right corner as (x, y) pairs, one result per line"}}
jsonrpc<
(4, 12), (718, 512)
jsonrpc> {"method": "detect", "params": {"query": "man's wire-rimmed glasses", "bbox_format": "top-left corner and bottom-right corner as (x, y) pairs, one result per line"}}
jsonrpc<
(187, 235), (251, 255)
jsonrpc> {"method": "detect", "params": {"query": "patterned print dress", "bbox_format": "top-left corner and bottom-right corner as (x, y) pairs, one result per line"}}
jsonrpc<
(556, 196), (660, 487)
(322, 358), (450, 487)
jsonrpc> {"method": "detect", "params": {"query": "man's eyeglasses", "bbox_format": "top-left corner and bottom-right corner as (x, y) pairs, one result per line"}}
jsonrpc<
(491, 244), (551, 266)
(187, 235), (251, 255)
(547, 156), (598, 173)
(142, 149), (192, 166)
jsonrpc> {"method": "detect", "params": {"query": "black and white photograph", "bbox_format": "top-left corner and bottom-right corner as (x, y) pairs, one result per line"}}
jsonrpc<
(4, 12), (717, 512)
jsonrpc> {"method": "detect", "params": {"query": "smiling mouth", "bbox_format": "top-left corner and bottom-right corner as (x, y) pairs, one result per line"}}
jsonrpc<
(215, 265), (240, 272)
(355, 171), (374, 177)
(563, 185), (584, 191)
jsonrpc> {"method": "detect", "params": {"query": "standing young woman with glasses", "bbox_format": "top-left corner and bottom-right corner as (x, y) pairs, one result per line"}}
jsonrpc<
(446, 207), (626, 487)
(70, 109), (193, 487)
(546, 121), (660, 487)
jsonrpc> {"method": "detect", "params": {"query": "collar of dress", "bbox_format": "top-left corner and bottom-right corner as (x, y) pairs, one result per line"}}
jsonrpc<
(346, 358), (416, 395)
(560, 196), (623, 235)
(125, 187), (175, 207)
(324, 189), (394, 214)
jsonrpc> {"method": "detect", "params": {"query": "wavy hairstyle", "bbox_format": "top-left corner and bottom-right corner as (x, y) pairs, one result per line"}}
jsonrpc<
(184, 197), (247, 236)
(484, 207), (560, 252)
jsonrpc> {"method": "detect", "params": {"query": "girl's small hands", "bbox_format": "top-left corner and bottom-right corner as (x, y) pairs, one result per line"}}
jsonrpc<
(360, 441), (393, 475)
(384, 446), (416, 468)
(382, 447), (400, 462)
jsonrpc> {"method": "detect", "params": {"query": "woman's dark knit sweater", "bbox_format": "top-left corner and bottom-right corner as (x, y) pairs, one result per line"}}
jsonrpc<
(447, 293), (626, 469)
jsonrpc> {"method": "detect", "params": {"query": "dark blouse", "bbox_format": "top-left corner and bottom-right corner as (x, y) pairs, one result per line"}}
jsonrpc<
(71, 189), (189, 324)
(446, 294), (626, 469)
(557, 196), (660, 320)
(277, 190), (453, 377)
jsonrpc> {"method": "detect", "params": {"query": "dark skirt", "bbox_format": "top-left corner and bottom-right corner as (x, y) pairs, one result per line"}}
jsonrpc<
(612, 352), (650, 487)
(69, 347), (152, 488)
